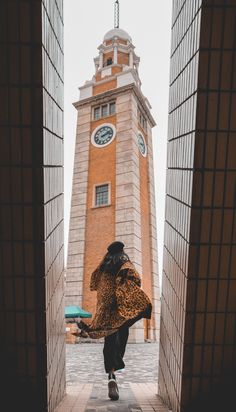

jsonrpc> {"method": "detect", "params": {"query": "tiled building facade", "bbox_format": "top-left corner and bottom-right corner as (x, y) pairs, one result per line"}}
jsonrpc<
(0, 1), (65, 411)
(159, 0), (236, 411)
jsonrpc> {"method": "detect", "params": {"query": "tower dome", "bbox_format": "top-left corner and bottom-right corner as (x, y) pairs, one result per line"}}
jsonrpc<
(104, 28), (132, 43)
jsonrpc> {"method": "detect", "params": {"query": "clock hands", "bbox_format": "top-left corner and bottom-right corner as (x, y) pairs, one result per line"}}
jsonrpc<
(99, 129), (110, 138)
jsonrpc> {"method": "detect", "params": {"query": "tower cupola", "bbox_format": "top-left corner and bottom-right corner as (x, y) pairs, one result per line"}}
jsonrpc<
(94, 27), (140, 75)
(79, 1), (145, 101)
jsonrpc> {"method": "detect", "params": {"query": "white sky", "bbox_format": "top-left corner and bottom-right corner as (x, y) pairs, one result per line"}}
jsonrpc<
(64, 0), (172, 277)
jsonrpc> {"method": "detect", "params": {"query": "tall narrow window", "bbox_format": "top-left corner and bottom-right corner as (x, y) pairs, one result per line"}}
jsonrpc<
(95, 184), (109, 206)
(138, 107), (147, 132)
(101, 104), (108, 117)
(109, 102), (116, 115)
(107, 58), (113, 66)
(94, 107), (100, 120)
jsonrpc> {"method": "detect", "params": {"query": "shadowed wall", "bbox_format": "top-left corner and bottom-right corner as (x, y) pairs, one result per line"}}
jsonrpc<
(159, 0), (236, 411)
(0, 1), (65, 411)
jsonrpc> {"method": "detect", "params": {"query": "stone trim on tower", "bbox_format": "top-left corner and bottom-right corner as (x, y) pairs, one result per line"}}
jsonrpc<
(66, 105), (91, 306)
(75, 84), (155, 127)
(147, 123), (160, 342)
(116, 91), (144, 342)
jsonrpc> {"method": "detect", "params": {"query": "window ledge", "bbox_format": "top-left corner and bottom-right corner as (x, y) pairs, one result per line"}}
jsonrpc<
(92, 203), (111, 209)
(93, 113), (116, 121)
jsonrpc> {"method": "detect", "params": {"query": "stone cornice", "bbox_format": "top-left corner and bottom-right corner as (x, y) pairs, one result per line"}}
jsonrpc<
(79, 74), (117, 90)
(98, 42), (135, 53)
(73, 84), (156, 127)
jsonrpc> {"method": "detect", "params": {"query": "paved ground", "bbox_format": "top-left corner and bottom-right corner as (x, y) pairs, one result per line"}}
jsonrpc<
(55, 342), (169, 412)
(66, 342), (159, 385)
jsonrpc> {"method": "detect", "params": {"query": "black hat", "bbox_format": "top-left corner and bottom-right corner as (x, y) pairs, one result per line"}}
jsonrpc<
(107, 241), (124, 254)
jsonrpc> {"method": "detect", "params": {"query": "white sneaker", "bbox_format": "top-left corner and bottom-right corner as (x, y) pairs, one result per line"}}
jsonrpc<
(108, 377), (119, 401)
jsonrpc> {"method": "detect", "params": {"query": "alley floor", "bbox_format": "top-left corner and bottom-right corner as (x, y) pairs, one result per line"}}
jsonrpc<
(55, 342), (170, 412)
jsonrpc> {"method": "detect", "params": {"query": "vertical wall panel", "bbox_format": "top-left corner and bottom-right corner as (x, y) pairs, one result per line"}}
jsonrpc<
(159, 1), (236, 411)
(0, 1), (64, 411)
(42, 2), (65, 410)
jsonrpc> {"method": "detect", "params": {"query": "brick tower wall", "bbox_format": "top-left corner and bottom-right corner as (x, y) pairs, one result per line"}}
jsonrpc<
(82, 114), (116, 316)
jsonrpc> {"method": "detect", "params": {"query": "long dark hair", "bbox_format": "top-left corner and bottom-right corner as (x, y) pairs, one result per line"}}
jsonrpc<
(99, 250), (130, 275)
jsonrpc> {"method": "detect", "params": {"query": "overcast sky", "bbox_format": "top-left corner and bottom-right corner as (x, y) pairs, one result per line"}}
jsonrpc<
(64, 0), (172, 277)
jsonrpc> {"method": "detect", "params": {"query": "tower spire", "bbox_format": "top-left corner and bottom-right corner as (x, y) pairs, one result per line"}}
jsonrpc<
(114, 0), (119, 28)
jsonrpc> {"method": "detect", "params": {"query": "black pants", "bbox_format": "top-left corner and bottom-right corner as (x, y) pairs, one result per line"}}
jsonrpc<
(103, 325), (129, 373)
(102, 313), (145, 373)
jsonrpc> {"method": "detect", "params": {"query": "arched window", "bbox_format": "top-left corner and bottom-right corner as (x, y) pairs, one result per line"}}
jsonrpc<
(107, 58), (113, 66)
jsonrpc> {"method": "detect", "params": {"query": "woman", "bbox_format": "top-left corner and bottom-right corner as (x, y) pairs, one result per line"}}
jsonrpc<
(74, 241), (152, 401)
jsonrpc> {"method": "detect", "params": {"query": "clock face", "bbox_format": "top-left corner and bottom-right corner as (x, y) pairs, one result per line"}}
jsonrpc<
(91, 124), (116, 147)
(137, 133), (147, 157)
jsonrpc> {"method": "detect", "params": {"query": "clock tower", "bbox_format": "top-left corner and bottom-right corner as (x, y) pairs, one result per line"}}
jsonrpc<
(66, 3), (160, 342)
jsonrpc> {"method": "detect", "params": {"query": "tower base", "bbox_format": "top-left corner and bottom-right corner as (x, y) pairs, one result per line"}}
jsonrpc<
(128, 319), (145, 343)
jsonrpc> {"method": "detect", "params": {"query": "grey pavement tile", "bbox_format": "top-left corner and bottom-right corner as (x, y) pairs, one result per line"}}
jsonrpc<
(66, 342), (158, 386)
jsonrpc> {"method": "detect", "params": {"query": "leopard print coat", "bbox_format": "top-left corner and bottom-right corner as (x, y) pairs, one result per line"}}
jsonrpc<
(86, 261), (152, 339)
